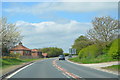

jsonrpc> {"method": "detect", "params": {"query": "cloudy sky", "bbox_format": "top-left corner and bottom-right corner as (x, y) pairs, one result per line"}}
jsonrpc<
(2, 1), (118, 52)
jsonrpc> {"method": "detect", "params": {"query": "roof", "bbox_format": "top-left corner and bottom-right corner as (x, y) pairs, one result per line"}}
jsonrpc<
(31, 49), (38, 52)
(10, 42), (31, 51)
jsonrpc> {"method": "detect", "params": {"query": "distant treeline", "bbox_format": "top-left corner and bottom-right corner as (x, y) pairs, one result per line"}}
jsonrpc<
(38, 47), (63, 57)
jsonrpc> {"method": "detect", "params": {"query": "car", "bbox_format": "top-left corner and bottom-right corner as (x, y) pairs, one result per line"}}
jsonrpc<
(59, 55), (65, 60)
(68, 54), (72, 58)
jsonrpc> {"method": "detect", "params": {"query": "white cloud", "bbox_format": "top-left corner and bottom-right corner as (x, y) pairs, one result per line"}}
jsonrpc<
(16, 20), (91, 35)
(16, 20), (92, 52)
(4, 2), (117, 14)
(59, 0), (119, 2)
(3, 0), (119, 2)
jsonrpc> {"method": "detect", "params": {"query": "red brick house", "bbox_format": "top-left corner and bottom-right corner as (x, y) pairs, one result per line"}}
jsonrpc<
(10, 42), (31, 56)
(31, 49), (39, 57)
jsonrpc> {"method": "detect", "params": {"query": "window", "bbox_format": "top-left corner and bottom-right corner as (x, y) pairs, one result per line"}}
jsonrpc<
(23, 51), (31, 56)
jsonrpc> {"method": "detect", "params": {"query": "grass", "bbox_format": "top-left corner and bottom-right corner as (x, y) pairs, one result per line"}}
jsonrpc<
(22, 58), (42, 62)
(69, 54), (118, 64)
(102, 65), (120, 71)
(0, 58), (42, 68)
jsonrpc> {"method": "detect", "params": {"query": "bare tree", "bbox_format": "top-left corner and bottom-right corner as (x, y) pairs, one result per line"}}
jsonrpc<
(87, 16), (119, 44)
(0, 17), (23, 55)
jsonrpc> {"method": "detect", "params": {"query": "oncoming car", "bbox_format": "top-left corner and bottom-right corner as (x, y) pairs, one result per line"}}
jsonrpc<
(59, 55), (65, 60)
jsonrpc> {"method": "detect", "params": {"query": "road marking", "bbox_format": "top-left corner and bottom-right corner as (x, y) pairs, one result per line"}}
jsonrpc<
(6, 59), (46, 78)
(6, 63), (35, 78)
(72, 73), (82, 78)
(62, 73), (70, 78)
(53, 59), (81, 80)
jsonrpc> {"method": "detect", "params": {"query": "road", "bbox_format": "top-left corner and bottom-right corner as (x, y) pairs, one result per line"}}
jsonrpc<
(6, 58), (119, 80)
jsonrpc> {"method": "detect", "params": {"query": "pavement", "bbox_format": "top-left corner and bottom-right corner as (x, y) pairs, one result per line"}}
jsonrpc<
(3, 58), (119, 80)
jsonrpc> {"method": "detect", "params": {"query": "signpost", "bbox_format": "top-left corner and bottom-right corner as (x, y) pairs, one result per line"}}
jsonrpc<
(69, 48), (76, 54)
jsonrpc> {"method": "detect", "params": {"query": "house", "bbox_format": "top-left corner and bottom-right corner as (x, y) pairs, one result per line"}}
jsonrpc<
(10, 42), (43, 58)
(31, 49), (39, 58)
(10, 42), (31, 56)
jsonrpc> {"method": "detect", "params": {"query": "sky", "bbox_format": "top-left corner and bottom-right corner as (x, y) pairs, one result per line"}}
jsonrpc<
(2, 1), (118, 53)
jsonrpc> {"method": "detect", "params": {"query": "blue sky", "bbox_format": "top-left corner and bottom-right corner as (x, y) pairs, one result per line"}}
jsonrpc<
(2, 2), (118, 53)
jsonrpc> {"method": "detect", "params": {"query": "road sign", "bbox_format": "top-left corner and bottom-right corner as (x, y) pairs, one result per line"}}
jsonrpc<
(69, 48), (72, 54)
(69, 48), (76, 54)
(72, 48), (76, 54)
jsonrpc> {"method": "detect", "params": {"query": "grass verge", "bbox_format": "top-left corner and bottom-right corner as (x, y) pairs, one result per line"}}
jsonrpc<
(0, 58), (42, 69)
(69, 54), (118, 64)
(102, 65), (120, 71)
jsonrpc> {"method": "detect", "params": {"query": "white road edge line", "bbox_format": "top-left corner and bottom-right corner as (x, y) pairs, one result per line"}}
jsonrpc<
(6, 59), (45, 78)
(6, 63), (35, 78)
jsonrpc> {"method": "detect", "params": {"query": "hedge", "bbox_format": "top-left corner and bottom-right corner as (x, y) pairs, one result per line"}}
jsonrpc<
(108, 39), (120, 59)
(78, 44), (102, 59)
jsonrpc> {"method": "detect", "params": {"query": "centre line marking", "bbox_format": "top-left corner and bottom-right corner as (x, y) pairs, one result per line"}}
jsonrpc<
(53, 59), (81, 80)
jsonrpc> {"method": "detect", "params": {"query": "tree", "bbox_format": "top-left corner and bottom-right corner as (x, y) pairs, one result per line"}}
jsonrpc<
(40, 47), (63, 57)
(0, 17), (23, 55)
(72, 35), (94, 54)
(87, 16), (118, 44)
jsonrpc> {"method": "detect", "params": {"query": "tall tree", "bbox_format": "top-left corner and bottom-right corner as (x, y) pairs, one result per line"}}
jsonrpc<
(72, 35), (94, 54)
(0, 17), (23, 55)
(87, 16), (118, 44)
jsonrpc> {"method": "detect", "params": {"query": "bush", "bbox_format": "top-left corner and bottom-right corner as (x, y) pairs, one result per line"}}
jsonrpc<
(78, 44), (102, 59)
(63, 53), (69, 56)
(102, 42), (112, 54)
(108, 39), (120, 59)
(69, 54), (117, 64)
(9, 53), (21, 58)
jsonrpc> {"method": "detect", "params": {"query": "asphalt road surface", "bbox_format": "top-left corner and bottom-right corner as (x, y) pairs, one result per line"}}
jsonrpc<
(7, 58), (119, 80)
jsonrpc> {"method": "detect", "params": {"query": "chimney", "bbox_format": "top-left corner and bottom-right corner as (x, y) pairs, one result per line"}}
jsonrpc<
(19, 42), (23, 45)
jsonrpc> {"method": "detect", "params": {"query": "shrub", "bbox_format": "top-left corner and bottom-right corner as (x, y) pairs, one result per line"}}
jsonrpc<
(102, 42), (112, 54)
(108, 39), (120, 59)
(78, 44), (102, 59)
(63, 53), (69, 56)
(9, 53), (21, 58)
